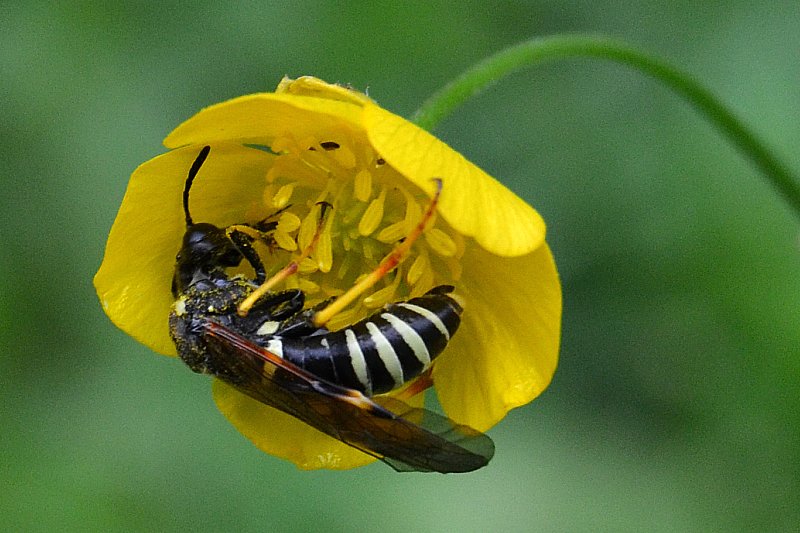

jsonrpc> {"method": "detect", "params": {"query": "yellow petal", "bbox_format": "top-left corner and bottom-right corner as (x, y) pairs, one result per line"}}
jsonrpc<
(275, 76), (374, 106)
(362, 104), (546, 257)
(164, 93), (365, 149)
(212, 380), (376, 470)
(94, 143), (276, 355)
(432, 242), (561, 431)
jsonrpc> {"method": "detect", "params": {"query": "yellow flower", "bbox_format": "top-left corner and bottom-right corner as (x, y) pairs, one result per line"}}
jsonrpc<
(94, 76), (561, 470)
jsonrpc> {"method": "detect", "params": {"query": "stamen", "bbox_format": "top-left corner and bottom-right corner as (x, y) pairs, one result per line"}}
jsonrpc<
(297, 205), (321, 251)
(358, 187), (386, 236)
(406, 251), (430, 286)
(272, 183), (296, 209)
(277, 212), (301, 232)
(245, 129), (462, 332)
(273, 229), (297, 252)
(411, 263), (435, 298)
(297, 278), (320, 294)
(361, 239), (376, 262)
(315, 214), (333, 273)
(424, 228), (457, 257)
(324, 305), (363, 333)
(312, 179), (442, 328)
(320, 284), (345, 297)
(238, 202), (330, 316)
(298, 257), (319, 274)
(401, 188), (423, 233)
(336, 253), (353, 280)
(354, 169), (372, 202)
(376, 220), (408, 244)
(363, 272), (401, 309)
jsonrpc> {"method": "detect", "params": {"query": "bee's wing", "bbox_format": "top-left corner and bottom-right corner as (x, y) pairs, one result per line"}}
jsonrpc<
(203, 321), (494, 473)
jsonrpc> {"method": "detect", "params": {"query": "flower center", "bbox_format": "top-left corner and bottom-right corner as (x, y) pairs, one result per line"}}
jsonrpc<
(249, 128), (464, 330)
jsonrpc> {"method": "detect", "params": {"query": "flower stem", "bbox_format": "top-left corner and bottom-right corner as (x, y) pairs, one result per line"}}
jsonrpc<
(412, 34), (800, 217)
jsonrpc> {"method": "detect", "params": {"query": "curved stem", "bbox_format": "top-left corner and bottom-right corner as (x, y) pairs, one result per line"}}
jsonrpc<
(412, 34), (800, 217)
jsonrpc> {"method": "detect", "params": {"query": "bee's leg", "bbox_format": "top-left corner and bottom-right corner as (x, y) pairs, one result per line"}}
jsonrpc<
(238, 289), (306, 335)
(273, 297), (334, 338)
(251, 203), (293, 232)
(237, 202), (332, 317)
(227, 227), (267, 283)
(312, 179), (442, 328)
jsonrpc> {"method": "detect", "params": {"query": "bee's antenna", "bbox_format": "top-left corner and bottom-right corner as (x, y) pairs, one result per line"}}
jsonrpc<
(183, 146), (211, 227)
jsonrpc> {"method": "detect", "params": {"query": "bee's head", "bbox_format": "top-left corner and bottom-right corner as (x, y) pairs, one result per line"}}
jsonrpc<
(171, 146), (243, 296)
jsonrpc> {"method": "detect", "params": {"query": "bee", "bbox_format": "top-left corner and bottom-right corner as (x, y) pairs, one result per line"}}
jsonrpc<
(169, 146), (494, 473)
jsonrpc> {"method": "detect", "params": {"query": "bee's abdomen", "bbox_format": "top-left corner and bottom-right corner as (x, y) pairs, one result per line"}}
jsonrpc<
(262, 288), (462, 395)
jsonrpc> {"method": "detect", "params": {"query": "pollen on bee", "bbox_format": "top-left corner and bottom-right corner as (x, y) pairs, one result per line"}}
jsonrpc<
(173, 297), (187, 316)
(256, 320), (280, 335)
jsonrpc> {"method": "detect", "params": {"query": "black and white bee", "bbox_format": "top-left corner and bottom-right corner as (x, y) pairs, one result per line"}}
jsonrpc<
(168, 146), (494, 473)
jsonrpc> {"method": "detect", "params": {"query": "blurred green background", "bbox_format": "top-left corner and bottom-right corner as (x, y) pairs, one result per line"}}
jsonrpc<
(2, 1), (798, 531)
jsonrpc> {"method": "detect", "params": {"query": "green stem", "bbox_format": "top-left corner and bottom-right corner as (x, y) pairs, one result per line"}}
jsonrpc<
(412, 34), (800, 217)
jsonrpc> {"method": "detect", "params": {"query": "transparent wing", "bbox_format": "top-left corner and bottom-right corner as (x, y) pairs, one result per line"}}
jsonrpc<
(203, 321), (494, 473)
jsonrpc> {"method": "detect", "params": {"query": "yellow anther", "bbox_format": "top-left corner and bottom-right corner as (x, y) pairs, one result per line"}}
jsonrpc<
(336, 253), (352, 280)
(297, 208), (318, 251)
(297, 278), (320, 294)
(324, 306), (362, 333)
(376, 220), (407, 244)
(363, 274), (400, 309)
(354, 169), (372, 202)
(272, 183), (296, 208)
(277, 212), (301, 232)
(358, 187), (386, 236)
(424, 228), (457, 257)
(315, 225), (333, 273)
(298, 257), (319, 274)
(320, 285), (345, 297)
(361, 239), (376, 262)
(406, 251), (430, 286)
(411, 265), (435, 298)
(273, 229), (297, 252)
